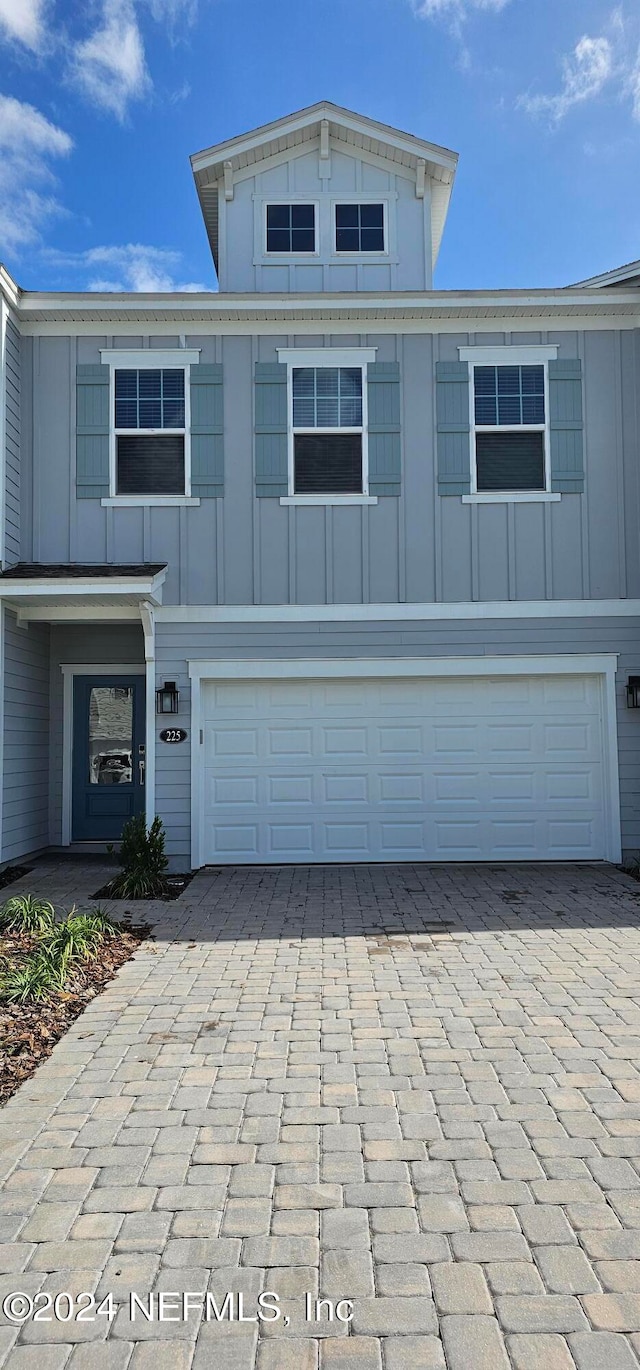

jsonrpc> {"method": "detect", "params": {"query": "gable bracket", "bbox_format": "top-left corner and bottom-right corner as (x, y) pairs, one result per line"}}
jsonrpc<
(319, 118), (331, 180)
(416, 159), (426, 199)
(223, 161), (234, 201)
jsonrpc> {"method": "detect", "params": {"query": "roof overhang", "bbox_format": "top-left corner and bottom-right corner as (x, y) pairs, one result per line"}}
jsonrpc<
(0, 564), (167, 623)
(190, 101), (459, 273)
(575, 258), (640, 288)
(12, 288), (640, 332)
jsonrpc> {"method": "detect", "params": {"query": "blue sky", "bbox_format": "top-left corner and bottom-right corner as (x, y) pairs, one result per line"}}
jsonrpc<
(0, 0), (639, 293)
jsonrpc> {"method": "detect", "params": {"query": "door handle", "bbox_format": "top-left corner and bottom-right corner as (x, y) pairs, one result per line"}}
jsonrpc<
(138, 760), (145, 786)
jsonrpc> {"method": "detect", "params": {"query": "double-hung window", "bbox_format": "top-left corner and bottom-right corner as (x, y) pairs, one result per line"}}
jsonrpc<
(292, 366), (365, 494)
(114, 368), (186, 495)
(472, 363), (547, 493)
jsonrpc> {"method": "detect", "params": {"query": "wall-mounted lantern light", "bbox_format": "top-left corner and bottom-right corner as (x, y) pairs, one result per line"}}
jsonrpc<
(156, 680), (180, 715)
(627, 677), (640, 709)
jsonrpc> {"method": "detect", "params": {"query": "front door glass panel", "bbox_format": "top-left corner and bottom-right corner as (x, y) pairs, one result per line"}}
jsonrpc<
(89, 686), (134, 785)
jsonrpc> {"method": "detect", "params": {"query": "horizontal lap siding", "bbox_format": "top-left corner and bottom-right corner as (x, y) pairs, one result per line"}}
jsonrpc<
(2, 611), (50, 861)
(155, 616), (640, 867)
(4, 317), (20, 564)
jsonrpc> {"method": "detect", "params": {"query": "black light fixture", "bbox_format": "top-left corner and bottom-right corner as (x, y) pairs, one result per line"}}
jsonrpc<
(627, 677), (640, 709)
(156, 680), (180, 715)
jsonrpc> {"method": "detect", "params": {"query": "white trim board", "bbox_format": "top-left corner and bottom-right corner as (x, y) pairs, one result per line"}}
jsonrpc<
(187, 653), (621, 867)
(187, 654), (618, 681)
(61, 663), (146, 847)
(154, 598), (640, 624)
(18, 315), (640, 338)
(458, 345), (559, 363)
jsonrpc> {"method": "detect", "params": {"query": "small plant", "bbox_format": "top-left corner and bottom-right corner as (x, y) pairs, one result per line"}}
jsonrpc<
(43, 910), (116, 985)
(0, 953), (60, 1003)
(0, 895), (55, 936)
(108, 814), (171, 899)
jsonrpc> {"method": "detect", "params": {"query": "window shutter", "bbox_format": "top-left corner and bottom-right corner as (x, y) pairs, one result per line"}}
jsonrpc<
(190, 363), (223, 497)
(549, 358), (584, 493)
(76, 364), (110, 499)
(367, 362), (401, 496)
(436, 360), (471, 496)
(255, 362), (288, 497)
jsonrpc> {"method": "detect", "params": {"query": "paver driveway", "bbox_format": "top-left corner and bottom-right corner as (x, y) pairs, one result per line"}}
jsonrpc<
(2, 859), (640, 1369)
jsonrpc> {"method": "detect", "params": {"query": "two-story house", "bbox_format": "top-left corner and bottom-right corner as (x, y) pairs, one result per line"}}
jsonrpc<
(1, 100), (640, 871)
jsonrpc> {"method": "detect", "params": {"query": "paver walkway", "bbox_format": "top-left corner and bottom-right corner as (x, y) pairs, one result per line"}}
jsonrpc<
(2, 859), (640, 1369)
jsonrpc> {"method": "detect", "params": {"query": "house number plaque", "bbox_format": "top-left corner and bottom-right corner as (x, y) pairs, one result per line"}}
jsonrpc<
(160, 728), (188, 744)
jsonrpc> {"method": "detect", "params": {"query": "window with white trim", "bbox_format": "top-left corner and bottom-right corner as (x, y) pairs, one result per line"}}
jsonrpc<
(266, 204), (316, 254)
(114, 368), (186, 495)
(292, 366), (365, 494)
(335, 203), (385, 253)
(473, 363), (547, 492)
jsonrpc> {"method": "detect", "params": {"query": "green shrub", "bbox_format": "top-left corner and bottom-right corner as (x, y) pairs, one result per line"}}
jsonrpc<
(109, 814), (170, 899)
(0, 905), (118, 1003)
(0, 895), (55, 936)
(0, 952), (61, 1003)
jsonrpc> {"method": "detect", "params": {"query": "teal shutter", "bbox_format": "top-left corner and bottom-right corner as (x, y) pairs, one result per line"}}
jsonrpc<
(190, 363), (224, 497)
(549, 358), (584, 493)
(76, 365), (110, 499)
(367, 363), (401, 496)
(255, 362), (288, 497)
(436, 361), (471, 496)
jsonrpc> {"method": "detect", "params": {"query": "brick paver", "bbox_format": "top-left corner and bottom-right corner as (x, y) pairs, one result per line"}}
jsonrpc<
(2, 857), (640, 1366)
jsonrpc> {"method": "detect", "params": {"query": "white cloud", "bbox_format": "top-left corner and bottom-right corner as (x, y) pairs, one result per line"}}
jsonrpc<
(518, 35), (614, 122)
(70, 0), (150, 120)
(44, 243), (207, 292)
(626, 46), (640, 120)
(143, 0), (197, 25)
(0, 0), (47, 51)
(0, 95), (72, 252)
(412, 0), (510, 18)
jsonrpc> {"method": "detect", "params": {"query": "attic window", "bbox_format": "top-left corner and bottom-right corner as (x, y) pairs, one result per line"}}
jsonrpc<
(335, 203), (385, 253)
(266, 204), (316, 254)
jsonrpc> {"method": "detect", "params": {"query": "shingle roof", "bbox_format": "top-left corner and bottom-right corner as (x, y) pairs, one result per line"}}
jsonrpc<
(0, 563), (167, 579)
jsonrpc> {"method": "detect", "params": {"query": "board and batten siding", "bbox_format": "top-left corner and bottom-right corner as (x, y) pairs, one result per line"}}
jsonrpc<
(219, 147), (432, 293)
(21, 327), (640, 608)
(2, 610), (50, 862)
(4, 315), (20, 564)
(153, 616), (640, 868)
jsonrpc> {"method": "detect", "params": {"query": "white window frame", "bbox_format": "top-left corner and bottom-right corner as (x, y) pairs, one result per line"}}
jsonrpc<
(263, 198), (320, 259)
(276, 346), (377, 505)
(458, 345), (560, 504)
(99, 348), (201, 506)
(332, 196), (390, 259)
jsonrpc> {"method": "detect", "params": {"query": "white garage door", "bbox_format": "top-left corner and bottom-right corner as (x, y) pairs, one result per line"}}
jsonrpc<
(200, 673), (608, 864)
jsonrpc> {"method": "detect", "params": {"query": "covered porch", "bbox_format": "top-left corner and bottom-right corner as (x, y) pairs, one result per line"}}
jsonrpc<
(0, 563), (167, 866)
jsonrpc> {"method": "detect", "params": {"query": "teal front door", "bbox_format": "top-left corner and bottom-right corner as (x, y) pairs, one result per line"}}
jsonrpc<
(72, 676), (146, 841)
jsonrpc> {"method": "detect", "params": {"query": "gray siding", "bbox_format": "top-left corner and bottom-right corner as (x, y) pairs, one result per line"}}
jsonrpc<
(23, 327), (640, 610)
(219, 148), (432, 293)
(154, 616), (640, 867)
(2, 610), (50, 862)
(48, 624), (145, 846)
(4, 315), (20, 564)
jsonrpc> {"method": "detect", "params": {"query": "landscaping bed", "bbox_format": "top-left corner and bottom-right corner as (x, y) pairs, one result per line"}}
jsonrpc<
(92, 871), (194, 901)
(0, 900), (148, 1105)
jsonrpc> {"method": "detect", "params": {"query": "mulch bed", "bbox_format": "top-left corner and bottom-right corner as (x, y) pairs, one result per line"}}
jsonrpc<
(92, 872), (195, 901)
(0, 921), (149, 1105)
(0, 865), (32, 893)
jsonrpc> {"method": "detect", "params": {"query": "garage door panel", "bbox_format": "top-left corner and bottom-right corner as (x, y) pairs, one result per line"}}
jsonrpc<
(201, 673), (608, 863)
